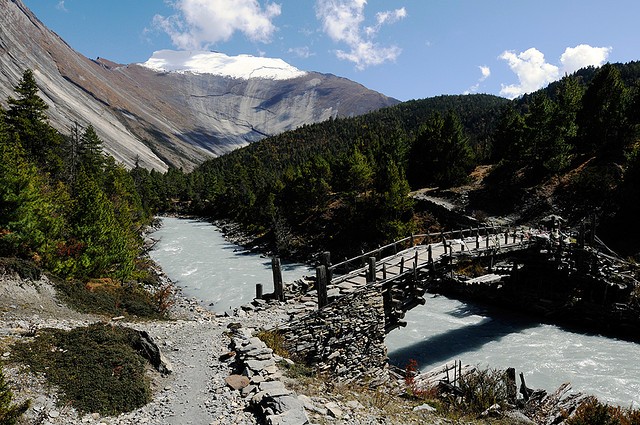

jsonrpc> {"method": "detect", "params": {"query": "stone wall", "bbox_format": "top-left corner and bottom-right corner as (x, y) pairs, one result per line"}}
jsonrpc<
(279, 285), (388, 383)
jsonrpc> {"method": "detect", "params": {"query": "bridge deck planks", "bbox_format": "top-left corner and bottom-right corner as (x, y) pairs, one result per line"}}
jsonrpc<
(330, 234), (528, 288)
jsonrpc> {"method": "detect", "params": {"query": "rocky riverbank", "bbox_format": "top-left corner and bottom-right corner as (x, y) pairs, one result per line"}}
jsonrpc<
(0, 263), (456, 425)
(2, 240), (636, 425)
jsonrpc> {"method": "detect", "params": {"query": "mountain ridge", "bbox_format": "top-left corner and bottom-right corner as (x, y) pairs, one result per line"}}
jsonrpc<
(0, 0), (399, 170)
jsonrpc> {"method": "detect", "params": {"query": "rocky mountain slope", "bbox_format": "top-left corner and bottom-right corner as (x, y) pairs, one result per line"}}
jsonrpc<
(0, 0), (398, 171)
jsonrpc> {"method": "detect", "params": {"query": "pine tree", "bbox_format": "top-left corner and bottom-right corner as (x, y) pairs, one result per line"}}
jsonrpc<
(4, 70), (60, 168)
(576, 64), (631, 157)
(69, 171), (136, 280)
(79, 124), (105, 173)
(0, 137), (69, 268)
(408, 111), (474, 188)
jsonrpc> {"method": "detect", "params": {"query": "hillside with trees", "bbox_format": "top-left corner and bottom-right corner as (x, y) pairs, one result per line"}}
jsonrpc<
(135, 61), (640, 261)
(8, 60), (639, 269)
(0, 70), (167, 318)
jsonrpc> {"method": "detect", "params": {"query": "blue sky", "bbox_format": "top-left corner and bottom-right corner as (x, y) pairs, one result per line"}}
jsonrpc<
(23, 0), (640, 101)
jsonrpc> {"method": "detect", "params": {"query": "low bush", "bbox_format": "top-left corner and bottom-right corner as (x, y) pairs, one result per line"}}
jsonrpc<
(0, 257), (41, 281)
(256, 329), (290, 358)
(567, 396), (640, 425)
(54, 278), (167, 319)
(10, 323), (152, 415)
(444, 367), (509, 415)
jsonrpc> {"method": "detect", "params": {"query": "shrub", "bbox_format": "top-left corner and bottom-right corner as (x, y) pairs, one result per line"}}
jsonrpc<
(10, 323), (151, 415)
(54, 278), (166, 319)
(0, 257), (41, 281)
(446, 368), (509, 415)
(0, 368), (30, 425)
(256, 329), (290, 358)
(567, 397), (640, 425)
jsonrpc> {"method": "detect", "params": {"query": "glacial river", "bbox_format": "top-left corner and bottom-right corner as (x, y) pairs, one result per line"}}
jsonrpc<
(150, 217), (640, 408)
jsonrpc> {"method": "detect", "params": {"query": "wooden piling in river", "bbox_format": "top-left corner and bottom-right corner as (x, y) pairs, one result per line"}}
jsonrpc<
(255, 284), (263, 300)
(271, 257), (284, 302)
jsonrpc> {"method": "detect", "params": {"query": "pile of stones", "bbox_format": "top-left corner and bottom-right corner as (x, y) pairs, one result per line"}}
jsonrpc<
(224, 324), (310, 425)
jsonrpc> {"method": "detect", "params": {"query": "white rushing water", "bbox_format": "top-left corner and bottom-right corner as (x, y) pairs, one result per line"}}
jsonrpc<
(386, 295), (640, 407)
(149, 217), (312, 312)
(151, 217), (640, 408)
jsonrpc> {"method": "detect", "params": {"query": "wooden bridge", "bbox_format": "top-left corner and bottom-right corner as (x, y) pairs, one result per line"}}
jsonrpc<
(314, 226), (535, 333)
(263, 221), (640, 380)
(262, 221), (633, 333)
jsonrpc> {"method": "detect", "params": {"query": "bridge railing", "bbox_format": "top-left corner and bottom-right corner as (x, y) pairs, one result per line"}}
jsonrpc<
(328, 225), (514, 277)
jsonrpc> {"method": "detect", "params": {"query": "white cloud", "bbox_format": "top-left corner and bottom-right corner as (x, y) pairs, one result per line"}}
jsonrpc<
(479, 65), (491, 81)
(376, 8), (407, 26)
(499, 44), (611, 99)
(154, 0), (282, 50)
(560, 44), (612, 74)
(288, 46), (314, 59)
(56, 1), (67, 12)
(465, 65), (491, 94)
(315, 0), (406, 69)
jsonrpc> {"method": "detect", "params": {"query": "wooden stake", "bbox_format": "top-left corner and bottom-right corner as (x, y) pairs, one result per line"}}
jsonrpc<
(272, 257), (284, 302)
(316, 265), (328, 308)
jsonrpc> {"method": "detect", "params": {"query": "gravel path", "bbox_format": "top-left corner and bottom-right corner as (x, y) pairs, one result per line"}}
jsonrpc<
(0, 275), (292, 425)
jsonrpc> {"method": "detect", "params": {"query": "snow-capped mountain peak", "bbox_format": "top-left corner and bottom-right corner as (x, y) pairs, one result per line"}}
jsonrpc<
(140, 50), (307, 80)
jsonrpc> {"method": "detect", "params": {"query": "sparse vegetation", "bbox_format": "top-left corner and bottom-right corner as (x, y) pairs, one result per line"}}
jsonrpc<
(0, 368), (30, 425)
(446, 368), (510, 415)
(566, 396), (640, 425)
(255, 328), (290, 358)
(52, 276), (168, 319)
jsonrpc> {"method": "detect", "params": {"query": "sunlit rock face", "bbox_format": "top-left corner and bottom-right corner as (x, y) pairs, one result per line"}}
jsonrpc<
(0, 1), (398, 171)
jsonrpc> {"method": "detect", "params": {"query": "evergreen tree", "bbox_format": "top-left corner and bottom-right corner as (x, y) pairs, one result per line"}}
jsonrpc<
(375, 157), (414, 240)
(490, 105), (525, 162)
(408, 111), (475, 188)
(523, 92), (572, 174)
(0, 138), (69, 269)
(4, 70), (61, 169)
(79, 124), (105, 173)
(68, 171), (136, 280)
(576, 64), (631, 157)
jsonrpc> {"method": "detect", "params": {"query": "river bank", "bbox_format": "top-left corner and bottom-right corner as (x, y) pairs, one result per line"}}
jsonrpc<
(3, 216), (638, 424)
(0, 259), (495, 424)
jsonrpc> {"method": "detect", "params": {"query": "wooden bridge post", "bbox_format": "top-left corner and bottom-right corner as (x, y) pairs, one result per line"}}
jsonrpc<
(271, 257), (285, 302)
(400, 257), (405, 274)
(320, 251), (332, 282)
(512, 231), (517, 244)
(367, 257), (377, 283)
(411, 234), (415, 247)
(383, 263), (387, 280)
(255, 284), (263, 300)
(442, 237), (448, 255)
(486, 233), (490, 248)
(475, 233), (480, 250)
(316, 265), (328, 308)
(505, 229), (509, 244)
(427, 244), (433, 265)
